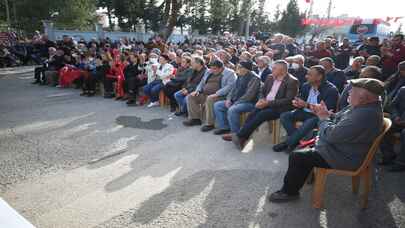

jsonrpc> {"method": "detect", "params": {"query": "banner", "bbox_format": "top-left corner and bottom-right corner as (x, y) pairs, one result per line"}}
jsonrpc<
(301, 17), (403, 27)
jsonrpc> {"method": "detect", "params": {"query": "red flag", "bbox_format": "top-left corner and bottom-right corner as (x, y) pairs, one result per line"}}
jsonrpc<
(305, 0), (311, 3)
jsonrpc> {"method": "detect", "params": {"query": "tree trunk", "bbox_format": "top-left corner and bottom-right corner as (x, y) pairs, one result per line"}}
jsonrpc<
(107, 6), (113, 31)
(162, 0), (180, 41)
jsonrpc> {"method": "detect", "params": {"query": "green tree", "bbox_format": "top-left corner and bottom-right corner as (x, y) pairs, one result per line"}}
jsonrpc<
(53, 0), (97, 30)
(209, 0), (231, 34)
(10, 0), (97, 34)
(276, 0), (306, 37)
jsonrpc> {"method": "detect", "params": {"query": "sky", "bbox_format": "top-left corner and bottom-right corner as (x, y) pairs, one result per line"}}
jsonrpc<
(264, 0), (405, 29)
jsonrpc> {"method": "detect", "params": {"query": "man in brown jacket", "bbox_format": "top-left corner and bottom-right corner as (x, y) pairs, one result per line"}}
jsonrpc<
(232, 60), (299, 149)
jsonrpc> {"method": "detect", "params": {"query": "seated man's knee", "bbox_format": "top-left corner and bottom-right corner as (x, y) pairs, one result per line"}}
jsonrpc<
(280, 111), (292, 123)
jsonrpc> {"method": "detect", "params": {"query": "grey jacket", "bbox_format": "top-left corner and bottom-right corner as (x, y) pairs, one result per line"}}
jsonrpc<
(196, 67), (237, 97)
(226, 72), (261, 104)
(315, 101), (383, 171)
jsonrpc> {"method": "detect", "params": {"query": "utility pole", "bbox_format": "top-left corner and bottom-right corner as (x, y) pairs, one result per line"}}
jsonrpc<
(327, 0), (332, 19)
(308, 0), (314, 18)
(4, 0), (11, 29)
(245, 0), (254, 40)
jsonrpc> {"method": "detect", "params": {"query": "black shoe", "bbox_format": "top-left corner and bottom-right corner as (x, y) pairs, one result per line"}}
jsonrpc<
(80, 91), (88, 96)
(268, 190), (300, 203)
(273, 142), (288, 152)
(87, 91), (95, 97)
(183, 119), (202, 126)
(31, 81), (40, 84)
(213, 129), (230, 135)
(200, 125), (215, 132)
(170, 106), (177, 113)
(175, 111), (186, 116)
(388, 164), (405, 172)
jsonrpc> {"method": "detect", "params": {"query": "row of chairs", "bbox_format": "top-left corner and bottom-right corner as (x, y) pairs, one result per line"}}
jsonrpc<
(146, 91), (393, 209)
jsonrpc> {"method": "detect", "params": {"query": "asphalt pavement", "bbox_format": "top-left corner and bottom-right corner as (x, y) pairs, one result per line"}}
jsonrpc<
(0, 67), (404, 228)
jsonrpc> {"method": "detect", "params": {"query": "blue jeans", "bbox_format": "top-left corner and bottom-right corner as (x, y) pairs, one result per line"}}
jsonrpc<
(174, 90), (187, 112)
(280, 109), (319, 146)
(143, 80), (163, 102)
(214, 101), (255, 133)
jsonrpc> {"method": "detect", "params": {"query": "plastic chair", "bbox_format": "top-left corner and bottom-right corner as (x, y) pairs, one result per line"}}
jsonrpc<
(311, 118), (392, 209)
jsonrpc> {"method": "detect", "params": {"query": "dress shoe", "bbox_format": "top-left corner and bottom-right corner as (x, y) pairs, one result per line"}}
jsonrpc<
(222, 133), (232, 141)
(273, 142), (288, 152)
(175, 111), (186, 116)
(232, 134), (247, 150)
(268, 190), (300, 203)
(200, 125), (215, 132)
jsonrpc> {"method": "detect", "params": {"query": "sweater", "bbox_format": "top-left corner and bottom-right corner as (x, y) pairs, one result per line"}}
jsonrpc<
(316, 101), (383, 171)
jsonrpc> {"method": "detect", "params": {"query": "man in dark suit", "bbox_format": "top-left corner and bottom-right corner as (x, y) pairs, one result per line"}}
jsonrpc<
(273, 65), (339, 153)
(380, 86), (405, 172)
(255, 55), (272, 82)
(231, 60), (299, 150)
(320, 57), (347, 93)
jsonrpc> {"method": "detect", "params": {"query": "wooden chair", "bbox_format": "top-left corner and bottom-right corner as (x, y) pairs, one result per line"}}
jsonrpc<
(311, 118), (392, 209)
(159, 91), (170, 107)
(268, 120), (282, 144)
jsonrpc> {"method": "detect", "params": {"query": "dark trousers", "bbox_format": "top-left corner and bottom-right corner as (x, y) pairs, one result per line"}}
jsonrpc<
(163, 82), (182, 108)
(104, 77), (116, 94)
(83, 71), (101, 92)
(34, 66), (47, 83)
(124, 77), (147, 100)
(281, 149), (331, 195)
(237, 107), (281, 139)
(380, 125), (405, 165)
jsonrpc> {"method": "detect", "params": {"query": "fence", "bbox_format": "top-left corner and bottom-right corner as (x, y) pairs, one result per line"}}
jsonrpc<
(43, 21), (186, 44)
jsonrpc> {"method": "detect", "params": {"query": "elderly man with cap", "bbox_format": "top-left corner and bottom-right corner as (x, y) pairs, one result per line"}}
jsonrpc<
(269, 78), (385, 203)
(183, 59), (236, 130)
(213, 60), (261, 137)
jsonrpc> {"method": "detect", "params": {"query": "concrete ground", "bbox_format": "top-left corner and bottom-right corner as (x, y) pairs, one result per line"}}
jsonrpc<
(0, 67), (404, 228)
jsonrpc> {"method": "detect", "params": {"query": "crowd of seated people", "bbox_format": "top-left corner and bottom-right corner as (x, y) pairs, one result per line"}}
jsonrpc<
(28, 32), (405, 177)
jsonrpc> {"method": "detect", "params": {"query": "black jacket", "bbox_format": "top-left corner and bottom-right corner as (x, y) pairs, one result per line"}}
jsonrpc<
(300, 80), (339, 111)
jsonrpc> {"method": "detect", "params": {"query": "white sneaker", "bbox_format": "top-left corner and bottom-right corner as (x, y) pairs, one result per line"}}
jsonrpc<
(147, 102), (160, 108)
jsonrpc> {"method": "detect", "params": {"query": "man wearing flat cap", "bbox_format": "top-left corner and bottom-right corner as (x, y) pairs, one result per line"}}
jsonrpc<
(269, 78), (385, 203)
(213, 60), (261, 137)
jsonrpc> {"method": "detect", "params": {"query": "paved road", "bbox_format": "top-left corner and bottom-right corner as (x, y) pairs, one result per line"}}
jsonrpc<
(0, 67), (404, 228)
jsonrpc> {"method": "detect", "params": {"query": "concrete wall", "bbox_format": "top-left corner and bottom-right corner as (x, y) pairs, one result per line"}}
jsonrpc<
(43, 21), (186, 44)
